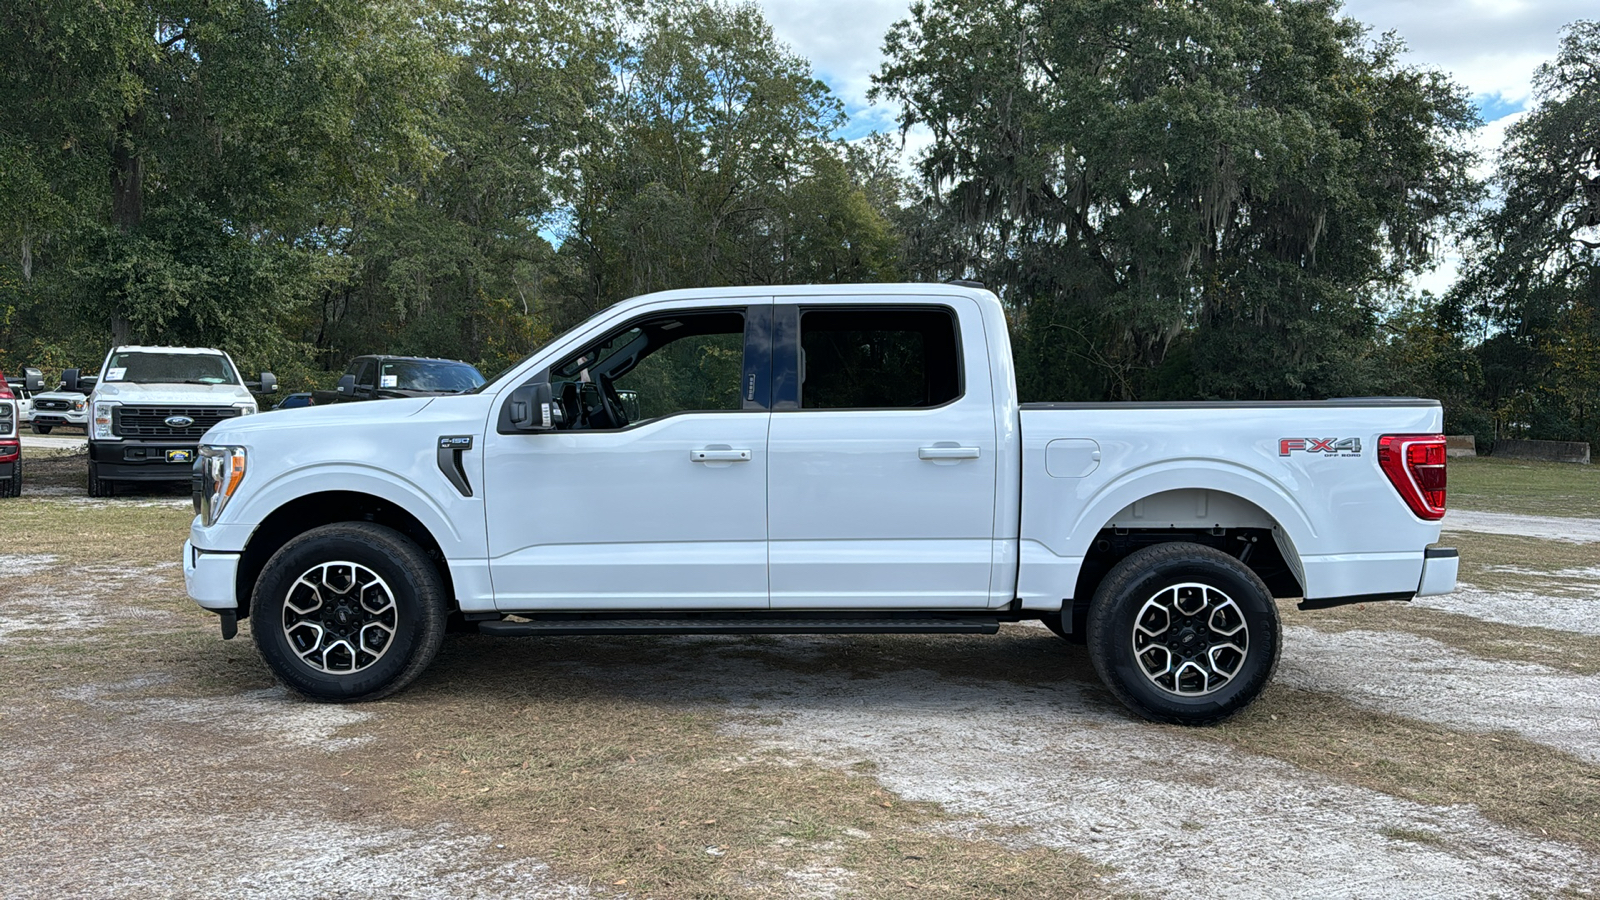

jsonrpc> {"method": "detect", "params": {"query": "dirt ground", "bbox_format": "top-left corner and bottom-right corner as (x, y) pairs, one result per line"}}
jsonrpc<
(2, 450), (1598, 899)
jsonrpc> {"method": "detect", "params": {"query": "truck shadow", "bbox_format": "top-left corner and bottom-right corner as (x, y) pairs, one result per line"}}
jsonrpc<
(414, 626), (1121, 718)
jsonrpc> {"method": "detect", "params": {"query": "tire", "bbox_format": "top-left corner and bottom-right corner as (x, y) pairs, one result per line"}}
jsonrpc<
(32, 423), (51, 435)
(9, 457), (20, 497)
(251, 522), (448, 702)
(87, 461), (111, 498)
(1086, 542), (1281, 726)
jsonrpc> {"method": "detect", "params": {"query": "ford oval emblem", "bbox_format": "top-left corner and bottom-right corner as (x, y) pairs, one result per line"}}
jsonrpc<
(165, 415), (195, 428)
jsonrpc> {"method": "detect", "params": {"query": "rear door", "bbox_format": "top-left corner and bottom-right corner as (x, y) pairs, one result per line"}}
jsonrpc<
(766, 297), (1000, 608)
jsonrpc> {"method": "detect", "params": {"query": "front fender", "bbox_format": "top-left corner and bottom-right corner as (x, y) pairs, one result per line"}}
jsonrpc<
(195, 463), (480, 558)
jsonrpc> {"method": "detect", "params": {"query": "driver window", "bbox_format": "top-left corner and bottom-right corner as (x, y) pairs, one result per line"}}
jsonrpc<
(553, 310), (746, 429)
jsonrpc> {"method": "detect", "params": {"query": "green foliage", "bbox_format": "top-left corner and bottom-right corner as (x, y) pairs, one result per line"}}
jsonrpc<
(1450, 20), (1600, 445)
(553, 0), (904, 328)
(0, 0), (1591, 448)
(875, 0), (1480, 400)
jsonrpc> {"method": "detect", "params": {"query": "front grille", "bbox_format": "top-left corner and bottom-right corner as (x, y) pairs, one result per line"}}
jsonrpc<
(115, 406), (240, 438)
(36, 399), (72, 411)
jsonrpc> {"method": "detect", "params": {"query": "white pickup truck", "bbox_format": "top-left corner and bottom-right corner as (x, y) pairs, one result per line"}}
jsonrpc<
(67, 346), (276, 496)
(184, 284), (1457, 724)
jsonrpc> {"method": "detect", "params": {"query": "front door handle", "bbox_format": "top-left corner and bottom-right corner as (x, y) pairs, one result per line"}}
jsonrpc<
(919, 446), (980, 460)
(691, 448), (752, 462)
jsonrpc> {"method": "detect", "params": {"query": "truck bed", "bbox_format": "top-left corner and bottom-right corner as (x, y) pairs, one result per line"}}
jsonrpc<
(1014, 399), (1446, 608)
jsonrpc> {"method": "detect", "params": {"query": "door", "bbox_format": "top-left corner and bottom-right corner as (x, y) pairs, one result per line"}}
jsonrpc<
(767, 299), (999, 608)
(483, 302), (772, 609)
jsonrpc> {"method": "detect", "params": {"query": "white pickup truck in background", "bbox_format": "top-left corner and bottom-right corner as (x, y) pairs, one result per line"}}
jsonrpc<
(183, 283), (1457, 724)
(67, 346), (275, 497)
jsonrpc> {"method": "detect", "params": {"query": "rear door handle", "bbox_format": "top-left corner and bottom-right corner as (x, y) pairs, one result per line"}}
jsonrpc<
(691, 449), (752, 462)
(919, 446), (980, 460)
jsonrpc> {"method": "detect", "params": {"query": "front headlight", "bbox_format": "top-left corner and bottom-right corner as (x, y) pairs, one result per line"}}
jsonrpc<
(233, 401), (257, 416)
(71, 398), (86, 411)
(92, 400), (120, 440)
(198, 445), (247, 526)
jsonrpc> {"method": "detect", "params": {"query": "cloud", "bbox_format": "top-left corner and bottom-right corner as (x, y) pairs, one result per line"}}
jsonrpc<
(756, 0), (1587, 137)
(1339, 0), (1591, 103)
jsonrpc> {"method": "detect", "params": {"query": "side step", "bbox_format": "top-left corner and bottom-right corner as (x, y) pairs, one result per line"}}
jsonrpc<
(478, 613), (1001, 637)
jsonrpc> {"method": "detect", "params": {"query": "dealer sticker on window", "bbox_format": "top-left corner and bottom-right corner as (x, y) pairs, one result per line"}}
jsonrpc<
(105, 367), (127, 382)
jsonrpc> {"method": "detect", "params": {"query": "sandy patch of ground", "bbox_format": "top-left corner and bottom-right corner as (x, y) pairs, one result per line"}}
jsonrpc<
(1279, 626), (1600, 763)
(1444, 510), (1600, 543)
(695, 640), (1600, 900)
(0, 673), (599, 900)
(0, 560), (183, 643)
(1414, 582), (1600, 636)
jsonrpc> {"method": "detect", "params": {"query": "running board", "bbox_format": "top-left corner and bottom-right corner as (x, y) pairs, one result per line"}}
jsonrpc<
(478, 614), (1001, 637)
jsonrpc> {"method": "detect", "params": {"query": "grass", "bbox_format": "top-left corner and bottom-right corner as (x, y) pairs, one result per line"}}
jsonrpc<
(1448, 455), (1600, 518)
(1201, 686), (1600, 854)
(360, 641), (1122, 898)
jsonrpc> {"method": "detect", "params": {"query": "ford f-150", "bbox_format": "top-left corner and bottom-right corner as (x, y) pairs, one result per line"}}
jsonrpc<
(183, 284), (1457, 724)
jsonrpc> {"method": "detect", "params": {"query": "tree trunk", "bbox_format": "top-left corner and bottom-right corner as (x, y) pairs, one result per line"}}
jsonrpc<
(109, 116), (143, 346)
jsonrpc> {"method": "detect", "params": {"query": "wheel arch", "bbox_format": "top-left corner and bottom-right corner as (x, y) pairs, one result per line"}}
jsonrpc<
(235, 490), (456, 620)
(1054, 482), (1307, 640)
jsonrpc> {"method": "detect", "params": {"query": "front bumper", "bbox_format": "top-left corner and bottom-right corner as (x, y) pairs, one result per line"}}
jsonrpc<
(32, 412), (87, 428)
(183, 539), (241, 610)
(91, 439), (200, 481)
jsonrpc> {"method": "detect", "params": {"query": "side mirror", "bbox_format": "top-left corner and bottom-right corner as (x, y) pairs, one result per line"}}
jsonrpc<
(336, 374), (355, 394)
(23, 367), (43, 392)
(508, 382), (561, 431)
(63, 368), (80, 393)
(248, 372), (278, 394)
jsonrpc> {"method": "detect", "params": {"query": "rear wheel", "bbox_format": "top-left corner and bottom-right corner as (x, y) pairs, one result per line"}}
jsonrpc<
(1087, 542), (1280, 726)
(251, 522), (447, 702)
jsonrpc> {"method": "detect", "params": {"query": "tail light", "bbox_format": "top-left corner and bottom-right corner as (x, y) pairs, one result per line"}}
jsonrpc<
(1378, 434), (1446, 520)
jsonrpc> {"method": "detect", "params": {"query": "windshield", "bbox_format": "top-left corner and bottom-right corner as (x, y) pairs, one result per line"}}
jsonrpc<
(104, 352), (239, 386)
(380, 359), (485, 393)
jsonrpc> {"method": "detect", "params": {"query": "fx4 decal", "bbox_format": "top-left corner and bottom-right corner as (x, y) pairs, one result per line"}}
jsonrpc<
(1279, 437), (1362, 457)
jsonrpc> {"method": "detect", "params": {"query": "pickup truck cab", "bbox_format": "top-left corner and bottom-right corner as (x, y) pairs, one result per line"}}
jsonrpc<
(184, 284), (1457, 724)
(68, 346), (276, 497)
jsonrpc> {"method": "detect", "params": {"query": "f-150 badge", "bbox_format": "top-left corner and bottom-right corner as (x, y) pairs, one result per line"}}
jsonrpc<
(1279, 437), (1362, 457)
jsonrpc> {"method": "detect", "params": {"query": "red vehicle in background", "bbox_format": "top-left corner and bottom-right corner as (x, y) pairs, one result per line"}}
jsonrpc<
(0, 369), (26, 497)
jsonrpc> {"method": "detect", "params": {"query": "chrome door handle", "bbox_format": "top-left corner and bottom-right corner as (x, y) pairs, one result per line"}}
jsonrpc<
(691, 449), (752, 462)
(919, 446), (980, 460)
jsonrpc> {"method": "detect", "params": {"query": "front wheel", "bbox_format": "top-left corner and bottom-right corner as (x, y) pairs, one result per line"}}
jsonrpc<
(1087, 542), (1281, 726)
(87, 461), (112, 497)
(251, 522), (447, 702)
(32, 423), (51, 434)
(0, 458), (18, 498)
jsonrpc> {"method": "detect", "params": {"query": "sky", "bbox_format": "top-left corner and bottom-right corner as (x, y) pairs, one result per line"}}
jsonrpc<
(754, 0), (1595, 292)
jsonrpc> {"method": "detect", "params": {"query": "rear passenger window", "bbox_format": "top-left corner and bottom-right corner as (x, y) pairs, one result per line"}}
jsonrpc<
(799, 308), (961, 409)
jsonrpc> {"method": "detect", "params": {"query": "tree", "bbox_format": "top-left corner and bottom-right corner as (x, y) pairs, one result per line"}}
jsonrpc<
(875, 0), (1479, 401)
(553, 0), (903, 329)
(0, 0), (451, 376)
(1451, 20), (1600, 444)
